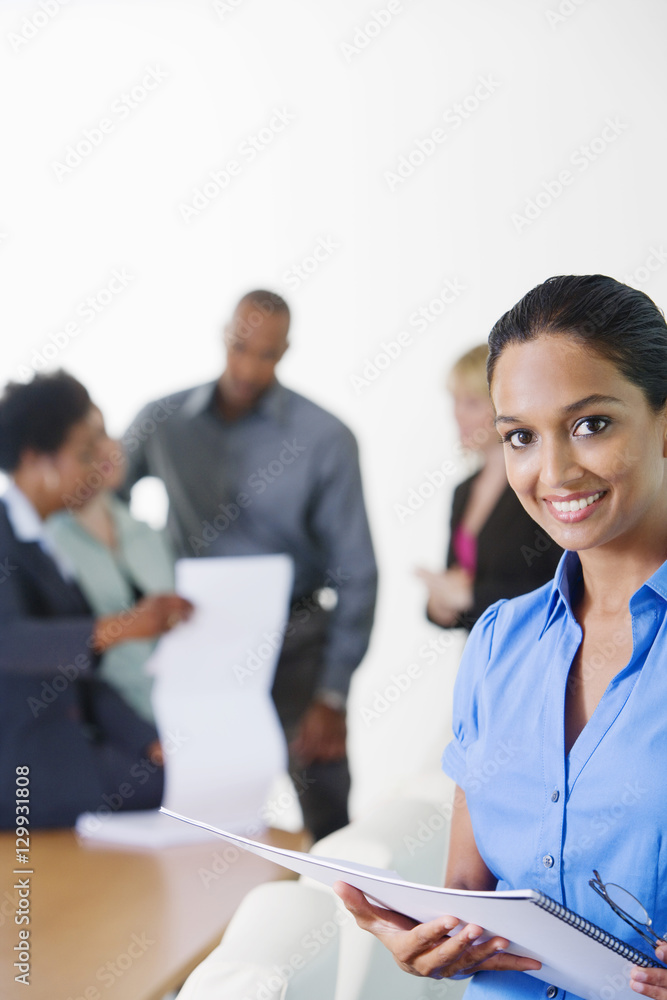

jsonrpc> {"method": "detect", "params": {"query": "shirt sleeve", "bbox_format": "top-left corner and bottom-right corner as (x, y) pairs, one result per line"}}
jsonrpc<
(467, 516), (561, 627)
(441, 600), (504, 787)
(0, 565), (98, 679)
(307, 425), (378, 699)
(116, 402), (154, 502)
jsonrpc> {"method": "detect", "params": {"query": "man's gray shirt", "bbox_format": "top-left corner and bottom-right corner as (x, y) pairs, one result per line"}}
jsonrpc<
(120, 380), (377, 698)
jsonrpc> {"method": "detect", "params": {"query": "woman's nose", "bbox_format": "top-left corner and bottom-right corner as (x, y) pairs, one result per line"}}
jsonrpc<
(540, 438), (583, 489)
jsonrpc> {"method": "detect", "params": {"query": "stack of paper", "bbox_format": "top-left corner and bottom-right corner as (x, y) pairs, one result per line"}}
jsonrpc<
(77, 554), (293, 846)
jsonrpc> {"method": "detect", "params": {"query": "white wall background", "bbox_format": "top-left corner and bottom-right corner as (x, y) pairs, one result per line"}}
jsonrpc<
(2, 0), (666, 816)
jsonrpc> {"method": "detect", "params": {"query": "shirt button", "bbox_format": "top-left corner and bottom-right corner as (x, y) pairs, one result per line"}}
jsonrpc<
(551, 790), (559, 802)
(543, 855), (554, 868)
(547, 986), (558, 998)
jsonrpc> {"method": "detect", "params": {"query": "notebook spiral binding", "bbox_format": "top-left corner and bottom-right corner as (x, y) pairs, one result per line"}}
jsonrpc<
(535, 892), (661, 968)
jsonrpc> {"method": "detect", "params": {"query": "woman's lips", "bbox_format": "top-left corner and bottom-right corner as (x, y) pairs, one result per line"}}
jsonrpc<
(544, 490), (607, 522)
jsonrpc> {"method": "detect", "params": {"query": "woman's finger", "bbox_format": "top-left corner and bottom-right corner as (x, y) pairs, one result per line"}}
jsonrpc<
(334, 882), (465, 944)
(333, 882), (419, 933)
(421, 926), (541, 980)
(631, 966), (667, 999)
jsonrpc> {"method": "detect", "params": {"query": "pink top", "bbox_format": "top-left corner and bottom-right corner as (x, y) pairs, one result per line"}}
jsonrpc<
(453, 524), (477, 575)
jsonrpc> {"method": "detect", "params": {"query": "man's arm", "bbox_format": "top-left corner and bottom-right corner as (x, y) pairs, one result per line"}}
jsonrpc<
(289, 424), (376, 764)
(308, 424), (378, 700)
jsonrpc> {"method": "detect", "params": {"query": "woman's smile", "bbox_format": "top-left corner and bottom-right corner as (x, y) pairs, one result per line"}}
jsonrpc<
(543, 489), (607, 520)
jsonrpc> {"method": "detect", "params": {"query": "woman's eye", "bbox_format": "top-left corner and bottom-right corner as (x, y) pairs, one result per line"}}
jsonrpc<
(573, 417), (609, 437)
(505, 429), (533, 449)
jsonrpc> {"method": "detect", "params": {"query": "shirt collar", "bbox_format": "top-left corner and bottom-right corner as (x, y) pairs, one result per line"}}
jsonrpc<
(539, 550), (583, 638)
(181, 382), (218, 418)
(253, 380), (287, 422)
(2, 481), (45, 542)
(186, 379), (288, 424)
(630, 559), (667, 612)
(2, 482), (76, 580)
(539, 549), (667, 637)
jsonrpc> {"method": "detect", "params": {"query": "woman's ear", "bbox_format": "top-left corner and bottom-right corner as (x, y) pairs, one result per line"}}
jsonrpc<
(38, 455), (61, 492)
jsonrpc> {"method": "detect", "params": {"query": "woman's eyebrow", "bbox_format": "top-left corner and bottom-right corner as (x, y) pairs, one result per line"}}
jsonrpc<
(494, 394), (626, 427)
(561, 393), (626, 414)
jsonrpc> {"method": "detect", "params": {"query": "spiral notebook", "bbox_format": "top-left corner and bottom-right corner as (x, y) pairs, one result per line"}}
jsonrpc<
(160, 807), (664, 1000)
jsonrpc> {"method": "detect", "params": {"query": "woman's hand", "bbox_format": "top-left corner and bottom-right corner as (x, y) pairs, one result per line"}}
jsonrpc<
(93, 593), (194, 651)
(631, 944), (667, 998)
(333, 882), (542, 980)
(416, 566), (474, 627)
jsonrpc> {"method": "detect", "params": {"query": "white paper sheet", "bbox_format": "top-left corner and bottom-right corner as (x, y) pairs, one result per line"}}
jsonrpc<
(159, 808), (662, 1000)
(77, 554), (293, 845)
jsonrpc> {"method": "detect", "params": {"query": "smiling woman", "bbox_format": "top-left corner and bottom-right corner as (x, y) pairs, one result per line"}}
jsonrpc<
(489, 279), (667, 562)
(492, 337), (667, 554)
(335, 275), (667, 1000)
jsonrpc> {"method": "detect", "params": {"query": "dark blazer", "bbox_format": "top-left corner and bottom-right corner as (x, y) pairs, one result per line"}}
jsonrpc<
(0, 501), (161, 828)
(440, 473), (563, 631)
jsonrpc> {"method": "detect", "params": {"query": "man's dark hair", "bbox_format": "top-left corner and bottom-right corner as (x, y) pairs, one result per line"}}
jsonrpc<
(238, 289), (290, 324)
(0, 370), (91, 472)
(487, 274), (667, 411)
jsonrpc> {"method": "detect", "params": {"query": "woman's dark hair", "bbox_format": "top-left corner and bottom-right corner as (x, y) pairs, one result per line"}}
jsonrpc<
(487, 275), (667, 411)
(0, 370), (91, 472)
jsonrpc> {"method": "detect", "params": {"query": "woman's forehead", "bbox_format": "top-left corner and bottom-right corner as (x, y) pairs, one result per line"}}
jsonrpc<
(491, 336), (635, 414)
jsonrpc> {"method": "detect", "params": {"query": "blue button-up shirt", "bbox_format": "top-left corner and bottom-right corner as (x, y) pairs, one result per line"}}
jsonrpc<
(443, 551), (667, 1000)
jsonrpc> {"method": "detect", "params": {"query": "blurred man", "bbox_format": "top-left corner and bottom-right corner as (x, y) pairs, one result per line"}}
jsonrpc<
(121, 290), (377, 840)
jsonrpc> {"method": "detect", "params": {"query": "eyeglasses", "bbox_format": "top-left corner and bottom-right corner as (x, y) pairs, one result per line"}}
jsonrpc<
(589, 870), (666, 949)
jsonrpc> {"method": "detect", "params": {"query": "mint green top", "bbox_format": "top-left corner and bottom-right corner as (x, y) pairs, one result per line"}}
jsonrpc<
(47, 495), (175, 723)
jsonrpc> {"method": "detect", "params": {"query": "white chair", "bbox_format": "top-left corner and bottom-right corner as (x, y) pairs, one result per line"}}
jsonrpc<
(176, 880), (339, 1000)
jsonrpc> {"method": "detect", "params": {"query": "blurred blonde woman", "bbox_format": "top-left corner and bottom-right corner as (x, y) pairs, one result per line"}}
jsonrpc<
(417, 344), (561, 630)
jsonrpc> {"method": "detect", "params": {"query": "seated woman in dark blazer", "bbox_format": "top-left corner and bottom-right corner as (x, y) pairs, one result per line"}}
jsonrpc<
(418, 345), (562, 631)
(0, 371), (192, 828)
